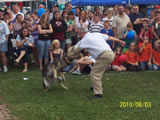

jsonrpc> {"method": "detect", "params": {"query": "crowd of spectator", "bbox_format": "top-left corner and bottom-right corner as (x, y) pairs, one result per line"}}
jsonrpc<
(0, 3), (160, 74)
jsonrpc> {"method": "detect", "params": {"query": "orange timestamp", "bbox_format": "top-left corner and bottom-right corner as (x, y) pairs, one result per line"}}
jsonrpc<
(120, 101), (151, 108)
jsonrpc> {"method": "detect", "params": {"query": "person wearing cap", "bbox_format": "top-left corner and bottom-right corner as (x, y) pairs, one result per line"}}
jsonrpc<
(70, 27), (125, 99)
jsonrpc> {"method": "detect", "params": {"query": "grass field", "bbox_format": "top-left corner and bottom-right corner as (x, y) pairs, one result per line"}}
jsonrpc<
(0, 66), (160, 120)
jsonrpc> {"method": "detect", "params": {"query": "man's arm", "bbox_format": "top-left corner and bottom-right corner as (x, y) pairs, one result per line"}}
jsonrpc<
(108, 36), (126, 47)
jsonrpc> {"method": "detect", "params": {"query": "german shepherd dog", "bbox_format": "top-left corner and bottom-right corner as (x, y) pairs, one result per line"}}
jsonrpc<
(42, 46), (82, 91)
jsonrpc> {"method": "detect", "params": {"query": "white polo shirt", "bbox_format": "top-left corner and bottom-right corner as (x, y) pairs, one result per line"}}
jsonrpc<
(75, 32), (112, 59)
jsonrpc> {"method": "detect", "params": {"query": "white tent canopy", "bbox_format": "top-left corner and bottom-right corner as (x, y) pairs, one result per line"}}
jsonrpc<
(0, 0), (36, 1)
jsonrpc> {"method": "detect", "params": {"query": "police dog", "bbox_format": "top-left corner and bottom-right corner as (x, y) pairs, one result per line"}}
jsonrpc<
(42, 46), (82, 91)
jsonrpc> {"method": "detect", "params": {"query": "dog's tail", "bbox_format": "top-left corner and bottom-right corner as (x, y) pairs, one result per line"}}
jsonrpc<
(60, 82), (68, 90)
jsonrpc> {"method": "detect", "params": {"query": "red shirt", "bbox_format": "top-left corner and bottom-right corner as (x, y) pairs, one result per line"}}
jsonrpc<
(138, 43), (152, 62)
(125, 50), (139, 64)
(112, 55), (121, 66)
(139, 28), (153, 43)
(152, 49), (160, 65)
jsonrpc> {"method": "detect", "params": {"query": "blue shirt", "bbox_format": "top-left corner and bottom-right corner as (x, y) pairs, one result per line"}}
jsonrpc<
(100, 28), (113, 47)
(16, 35), (34, 47)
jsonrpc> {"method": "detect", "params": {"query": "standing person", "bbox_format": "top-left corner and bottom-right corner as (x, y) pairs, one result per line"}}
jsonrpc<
(62, 10), (73, 50)
(148, 9), (155, 27)
(12, 4), (24, 22)
(77, 12), (89, 30)
(138, 37), (152, 70)
(152, 11), (160, 40)
(0, 19), (10, 72)
(0, 8), (4, 20)
(75, 7), (81, 23)
(49, 4), (59, 20)
(3, 12), (13, 58)
(50, 11), (67, 51)
(71, 27), (125, 99)
(103, 8), (114, 26)
(13, 14), (23, 38)
(37, 13), (53, 70)
(87, 10), (94, 28)
(124, 6), (131, 16)
(30, 12), (40, 65)
(66, 3), (72, 12)
(68, 11), (78, 46)
(129, 5), (146, 35)
(139, 20), (153, 43)
(89, 14), (103, 33)
(95, 7), (103, 20)
(101, 20), (114, 48)
(15, 27), (34, 72)
(123, 22), (137, 53)
(125, 42), (139, 71)
(112, 5), (130, 47)
(6, 9), (14, 22)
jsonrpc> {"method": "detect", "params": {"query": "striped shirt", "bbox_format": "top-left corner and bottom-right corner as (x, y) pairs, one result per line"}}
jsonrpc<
(89, 22), (104, 33)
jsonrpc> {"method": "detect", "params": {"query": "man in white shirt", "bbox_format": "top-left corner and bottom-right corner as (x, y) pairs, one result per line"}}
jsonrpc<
(68, 28), (125, 99)
(12, 4), (24, 20)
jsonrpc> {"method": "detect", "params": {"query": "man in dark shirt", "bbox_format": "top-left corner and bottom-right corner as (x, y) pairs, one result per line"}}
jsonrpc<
(129, 5), (147, 34)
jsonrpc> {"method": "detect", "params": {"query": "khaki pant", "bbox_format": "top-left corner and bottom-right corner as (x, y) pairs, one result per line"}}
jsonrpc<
(90, 50), (115, 95)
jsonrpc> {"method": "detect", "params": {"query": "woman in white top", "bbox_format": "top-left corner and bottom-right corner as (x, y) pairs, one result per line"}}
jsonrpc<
(77, 12), (89, 30)
(76, 12), (89, 41)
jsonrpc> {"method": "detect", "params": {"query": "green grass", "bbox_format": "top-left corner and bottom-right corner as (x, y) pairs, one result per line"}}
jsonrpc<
(0, 66), (160, 120)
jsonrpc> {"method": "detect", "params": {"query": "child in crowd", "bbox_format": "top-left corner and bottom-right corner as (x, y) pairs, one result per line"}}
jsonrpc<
(138, 37), (152, 70)
(68, 11), (78, 46)
(49, 39), (63, 63)
(62, 10), (73, 50)
(89, 14), (103, 33)
(30, 12), (40, 65)
(150, 40), (160, 70)
(139, 20), (153, 43)
(112, 47), (126, 71)
(123, 22), (137, 53)
(101, 20), (114, 49)
(125, 42), (139, 71)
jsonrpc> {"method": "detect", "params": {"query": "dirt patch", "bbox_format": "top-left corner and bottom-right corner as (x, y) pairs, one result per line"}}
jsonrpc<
(0, 104), (11, 120)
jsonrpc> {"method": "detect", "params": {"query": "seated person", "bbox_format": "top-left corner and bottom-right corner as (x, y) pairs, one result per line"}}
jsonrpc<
(71, 55), (96, 75)
(15, 27), (34, 72)
(71, 49), (96, 74)
(112, 47), (126, 71)
(149, 40), (160, 70)
(125, 42), (140, 71)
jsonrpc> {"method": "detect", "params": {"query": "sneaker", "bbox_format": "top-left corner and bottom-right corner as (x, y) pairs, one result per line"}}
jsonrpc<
(72, 70), (81, 75)
(3, 66), (8, 72)
(77, 70), (82, 75)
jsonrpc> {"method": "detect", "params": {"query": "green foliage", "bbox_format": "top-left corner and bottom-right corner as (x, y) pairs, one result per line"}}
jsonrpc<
(0, 68), (160, 120)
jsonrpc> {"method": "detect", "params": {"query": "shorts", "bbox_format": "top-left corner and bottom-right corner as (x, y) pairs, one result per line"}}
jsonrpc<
(66, 39), (72, 44)
(34, 38), (38, 48)
(0, 41), (8, 52)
